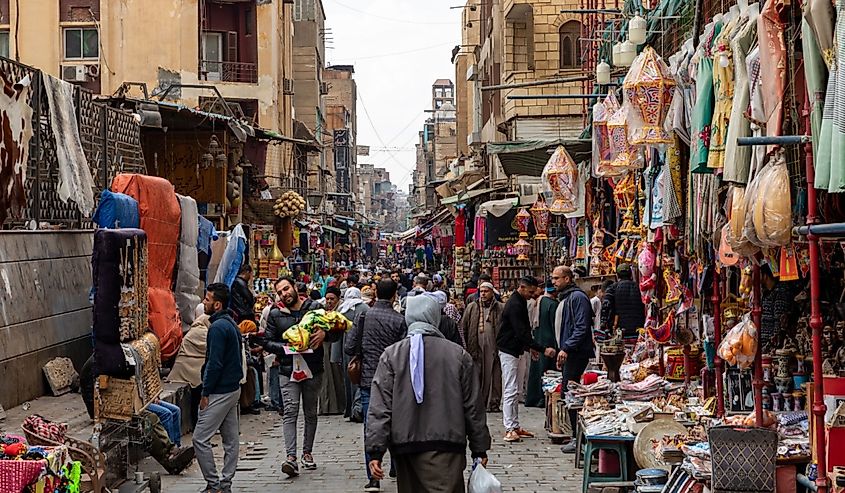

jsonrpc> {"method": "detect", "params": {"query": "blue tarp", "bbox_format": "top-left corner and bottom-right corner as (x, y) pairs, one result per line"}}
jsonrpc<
(92, 189), (140, 229)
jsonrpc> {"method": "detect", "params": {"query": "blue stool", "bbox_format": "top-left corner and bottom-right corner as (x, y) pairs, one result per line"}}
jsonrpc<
(581, 435), (633, 493)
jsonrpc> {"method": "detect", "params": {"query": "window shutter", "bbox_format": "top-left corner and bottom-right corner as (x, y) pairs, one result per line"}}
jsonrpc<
(226, 31), (238, 62)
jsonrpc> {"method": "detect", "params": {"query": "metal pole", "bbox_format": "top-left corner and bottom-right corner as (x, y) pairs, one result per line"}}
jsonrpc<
(736, 135), (811, 146)
(803, 97), (828, 493)
(794, 222), (845, 236)
(481, 75), (591, 91)
(712, 268), (725, 417)
(752, 260), (764, 427)
(506, 94), (606, 100)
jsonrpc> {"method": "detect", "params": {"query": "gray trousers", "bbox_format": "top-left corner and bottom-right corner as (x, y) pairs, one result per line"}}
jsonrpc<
(394, 451), (467, 493)
(192, 390), (240, 492)
(280, 373), (323, 458)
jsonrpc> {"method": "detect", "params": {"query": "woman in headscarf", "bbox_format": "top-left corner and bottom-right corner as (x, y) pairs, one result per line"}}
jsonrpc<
(339, 287), (369, 421)
(319, 286), (346, 415)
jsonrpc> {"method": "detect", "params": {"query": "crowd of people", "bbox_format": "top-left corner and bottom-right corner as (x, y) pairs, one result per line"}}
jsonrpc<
(160, 260), (643, 493)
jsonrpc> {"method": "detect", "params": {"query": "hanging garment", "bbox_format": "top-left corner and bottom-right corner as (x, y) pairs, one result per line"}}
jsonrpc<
(758, 0), (788, 142)
(663, 139), (684, 223)
(723, 8), (760, 184)
(746, 46), (767, 176)
(825, 0), (845, 192)
(455, 208), (466, 247)
(175, 194), (201, 333)
(707, 16), (742, 171)
(804, 16), (829, 182)
(0, 73), (32, 225)
(42, 73), (95, 216)
(690, 20), (724, 174)
(473, 216), (486, 250)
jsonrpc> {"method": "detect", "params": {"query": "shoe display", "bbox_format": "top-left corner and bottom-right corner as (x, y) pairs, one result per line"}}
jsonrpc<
(301, 453), (317, 470)
(515, 428), (534, 438)
(282, 457), (299, 477)
(503, 430), (521, 442)
(364, 479), (381, 492)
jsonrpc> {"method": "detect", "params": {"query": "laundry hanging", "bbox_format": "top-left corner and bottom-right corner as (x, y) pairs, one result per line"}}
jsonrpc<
(0, 73), (33, 225)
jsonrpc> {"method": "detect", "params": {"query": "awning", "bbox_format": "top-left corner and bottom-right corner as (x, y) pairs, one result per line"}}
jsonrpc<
(440, 187), (499, 205)
(322, 225), (347, 235)
(486, 139), (591, 177)
(335, 215), (355, 227)
(477, 197), (519, 218)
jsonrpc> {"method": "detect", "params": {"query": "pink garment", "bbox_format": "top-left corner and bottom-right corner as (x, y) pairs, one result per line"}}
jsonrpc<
(455, 209), (466, 247)
(474, 216), (486, 250)
(758, 0), (787, 140)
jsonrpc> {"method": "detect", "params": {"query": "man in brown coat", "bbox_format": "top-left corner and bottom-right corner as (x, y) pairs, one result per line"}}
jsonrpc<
(461, 282), (504, 412)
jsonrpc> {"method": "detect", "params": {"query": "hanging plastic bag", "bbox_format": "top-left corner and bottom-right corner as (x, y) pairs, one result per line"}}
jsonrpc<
(751, 152), (792, 247)
(735, 169), (764, 256)
(717, 313), (758, 369)
(291, 353), (313, 382)
(467, 460), (502, 493)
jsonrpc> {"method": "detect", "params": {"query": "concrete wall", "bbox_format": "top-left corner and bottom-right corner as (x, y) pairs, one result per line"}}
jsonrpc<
(0, 231), (94, 409)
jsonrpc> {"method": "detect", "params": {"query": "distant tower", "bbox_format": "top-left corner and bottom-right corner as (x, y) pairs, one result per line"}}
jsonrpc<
(432, 79), (455, 110)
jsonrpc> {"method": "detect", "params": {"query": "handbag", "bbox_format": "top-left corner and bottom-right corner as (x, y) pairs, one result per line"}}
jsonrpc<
(347, 355), (363, 385)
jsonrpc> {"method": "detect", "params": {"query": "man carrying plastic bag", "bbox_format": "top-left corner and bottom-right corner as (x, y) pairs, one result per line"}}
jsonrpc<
(366, 295), (492, 492)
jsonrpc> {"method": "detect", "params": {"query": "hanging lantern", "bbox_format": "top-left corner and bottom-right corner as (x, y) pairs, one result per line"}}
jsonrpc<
(629, 14), (647, 45)
(607, 104), (640, 170)
(543, 145), (579, 215)
(593, 92), (623, 176)
(530, 194), (551, 240)
(516, 207), (531, 238)
(619, 40), (637, 66)
(612, 42), (623, 66)
(596, 59), (611, 85)
(514, 238), (531, 261)
(623, 46), (676, 145)
(200, 151), (214, 169)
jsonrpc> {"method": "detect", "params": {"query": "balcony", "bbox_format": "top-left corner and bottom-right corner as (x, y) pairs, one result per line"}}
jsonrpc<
(200, 60), (258, 84)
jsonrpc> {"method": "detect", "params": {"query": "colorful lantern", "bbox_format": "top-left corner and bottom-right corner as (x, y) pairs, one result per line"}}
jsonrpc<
(516, 207), (531, 238)
(514, 238), (531, 261)
(607, 105), (640, 170)
(593, 92), (623, 176)
(623, 46), (676, 145)
(543, 145), (579, 214)
(530, 194), (550, 240)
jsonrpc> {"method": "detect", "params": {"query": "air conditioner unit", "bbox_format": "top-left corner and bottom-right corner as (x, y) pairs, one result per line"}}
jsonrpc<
(320, 81), (330, 95)
(61, 64), (89, 83)
(283, 78), (294, 95)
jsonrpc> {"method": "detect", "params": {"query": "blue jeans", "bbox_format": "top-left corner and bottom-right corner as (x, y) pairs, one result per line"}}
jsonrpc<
(268, 364), (282, 409)
(361, 387), (394, 480)
(148, 401), (181, 447)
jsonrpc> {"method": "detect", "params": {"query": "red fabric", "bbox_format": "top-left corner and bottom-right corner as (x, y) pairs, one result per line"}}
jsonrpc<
(455, 209), (466, 247)
(111, 174), (183, 359)
(0, 459), (45, 493)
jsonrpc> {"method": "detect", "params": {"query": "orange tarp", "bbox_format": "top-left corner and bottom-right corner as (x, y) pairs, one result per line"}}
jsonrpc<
(112, 173), (183, 359)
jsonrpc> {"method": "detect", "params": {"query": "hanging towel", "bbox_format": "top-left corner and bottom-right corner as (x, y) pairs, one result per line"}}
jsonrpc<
(41, 73), (95, 216)
(0, 73), (33, 225)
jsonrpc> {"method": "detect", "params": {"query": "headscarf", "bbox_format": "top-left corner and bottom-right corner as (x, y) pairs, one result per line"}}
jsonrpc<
(404, 296), (443, 404)
(238, 319), (257, 335)
(339, 287), (365, 315)
(480, 282), (495, 291)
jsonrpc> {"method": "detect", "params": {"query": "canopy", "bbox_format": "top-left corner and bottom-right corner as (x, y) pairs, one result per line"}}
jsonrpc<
(486, 139), (591, 177)
(440, 186), (499, 205)
(322, 224), (347, 235)
(477, 197), (519, 218)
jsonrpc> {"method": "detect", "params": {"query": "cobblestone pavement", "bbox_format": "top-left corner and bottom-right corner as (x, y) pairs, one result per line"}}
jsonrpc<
(151, 405), (583, 492)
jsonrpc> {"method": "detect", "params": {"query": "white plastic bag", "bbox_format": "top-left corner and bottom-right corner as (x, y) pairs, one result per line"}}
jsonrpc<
(468, 460), (502, 493)
(291, 353), (313, 382)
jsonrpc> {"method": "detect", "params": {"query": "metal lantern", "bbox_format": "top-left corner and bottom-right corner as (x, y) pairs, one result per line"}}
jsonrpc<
(514, 238), (531, 261)
(623, 46), (676, 145)
(516, 207), (531, 238)
(629, 14), (647, 45)
(544, 145), (579, 214)
(530, 194), (551, 240)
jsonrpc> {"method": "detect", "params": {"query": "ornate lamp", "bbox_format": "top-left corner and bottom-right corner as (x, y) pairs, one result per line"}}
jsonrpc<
(530, 194), (550, 240)
(544, 145), (578, 215)
(516, 207), (531, 238)
(514, 238), (531, 261)
(593, 92), (622, 176)
(607, 104), (639, 171)
(623, 46), (676, 145)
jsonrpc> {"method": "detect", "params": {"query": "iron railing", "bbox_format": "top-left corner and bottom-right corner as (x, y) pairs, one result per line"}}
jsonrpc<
(200, 60), (258, 84)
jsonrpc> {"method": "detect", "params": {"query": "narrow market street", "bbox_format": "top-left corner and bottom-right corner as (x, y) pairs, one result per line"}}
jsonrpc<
(153, 407), (581, 492)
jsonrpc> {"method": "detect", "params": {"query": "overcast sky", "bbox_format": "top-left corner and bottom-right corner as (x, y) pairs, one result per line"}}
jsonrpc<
(323, 0), (464, 192)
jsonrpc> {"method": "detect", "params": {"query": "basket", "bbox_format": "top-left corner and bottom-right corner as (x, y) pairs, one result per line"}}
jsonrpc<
(709, 426), (777, 492)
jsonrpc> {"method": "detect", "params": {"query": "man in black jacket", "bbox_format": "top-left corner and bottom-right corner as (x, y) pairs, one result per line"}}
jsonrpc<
(345, 279), (407, 492)
(496, 277), (557, 443)
(263, 276), (339, 478)
(229, 264), (255, 323)
(600, 263), (645, 345)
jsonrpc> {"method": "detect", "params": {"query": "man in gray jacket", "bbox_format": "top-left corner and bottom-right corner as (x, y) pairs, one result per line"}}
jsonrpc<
(366, 295), (491, 493)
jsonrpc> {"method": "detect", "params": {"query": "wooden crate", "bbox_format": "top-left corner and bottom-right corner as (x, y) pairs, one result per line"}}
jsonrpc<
(97, 376), (145, 422)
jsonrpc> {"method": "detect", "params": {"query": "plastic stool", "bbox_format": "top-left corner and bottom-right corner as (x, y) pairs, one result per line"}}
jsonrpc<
(582, 439), (630, 493)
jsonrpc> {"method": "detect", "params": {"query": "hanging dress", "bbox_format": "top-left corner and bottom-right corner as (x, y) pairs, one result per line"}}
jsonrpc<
(758, 0), (788, 142)
(824, 0), (845, 192)
(808, 0), (837, 189)
(690, 20), (724, 174)
(723, 9), (760, 184)
(708, 15), (741, 171)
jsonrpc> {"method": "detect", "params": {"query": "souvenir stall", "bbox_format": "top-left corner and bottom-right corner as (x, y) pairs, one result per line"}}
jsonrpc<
(551, 0), (845, 486)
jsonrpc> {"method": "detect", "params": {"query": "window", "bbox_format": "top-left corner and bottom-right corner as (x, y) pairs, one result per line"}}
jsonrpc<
(64, 27), (98, 60)
(559, 21), (581, 69)
(0, 31), (8, 59)
(202, 32), (224, 81)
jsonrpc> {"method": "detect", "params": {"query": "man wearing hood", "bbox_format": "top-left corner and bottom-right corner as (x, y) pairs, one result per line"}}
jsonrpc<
(553, 266), (595, 452)
(366, 295), (491, 493)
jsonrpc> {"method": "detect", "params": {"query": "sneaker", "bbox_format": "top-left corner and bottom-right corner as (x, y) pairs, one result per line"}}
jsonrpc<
(515, 428), (535, 438)
(282, 457), (299, 477)
(301, 453), (317, 470)
(561, 441), (577, 454)
(364, 479), (381, 492)
(503, 430), (521, 442)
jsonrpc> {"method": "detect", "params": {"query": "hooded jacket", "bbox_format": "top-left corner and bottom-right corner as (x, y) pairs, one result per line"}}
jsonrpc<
(366, 296), (491, 460)
(557, 284), (595, 359)
(264, 298), (340, 378)
(344, 300), (407, 389)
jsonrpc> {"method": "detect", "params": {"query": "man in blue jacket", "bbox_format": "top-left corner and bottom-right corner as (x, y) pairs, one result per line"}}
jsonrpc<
(193, 283), (244, 493)
(552, 266), (595, 453)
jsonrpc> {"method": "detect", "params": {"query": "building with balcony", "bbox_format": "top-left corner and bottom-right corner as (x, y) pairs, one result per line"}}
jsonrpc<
(413, 79), (458, 213)
(8, 0), (297, 188)
(323, 65), (358, 217)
